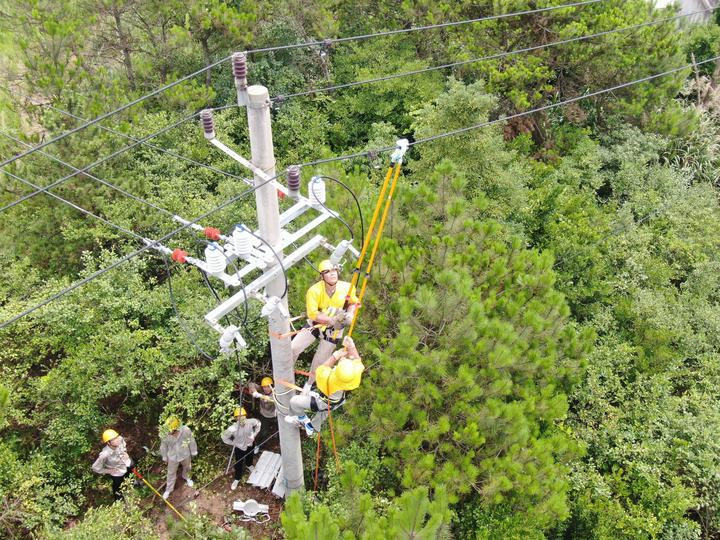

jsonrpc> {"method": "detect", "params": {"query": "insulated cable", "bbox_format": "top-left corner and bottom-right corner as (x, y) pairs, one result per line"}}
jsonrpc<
(45, 104), (253, 186)
(0, 104), (236, 214)
(161, 254), (216, 361)
(271, 7), (712, 103)
(309, 177), (356, 247)
(0, 129), (178, 220)
(3, 55), (715, 330)
(0, 0), (602, 169)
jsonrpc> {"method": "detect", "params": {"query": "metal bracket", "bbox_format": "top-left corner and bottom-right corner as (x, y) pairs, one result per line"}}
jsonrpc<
(261, 296), (290, 319)
(391, 138), (409, 163)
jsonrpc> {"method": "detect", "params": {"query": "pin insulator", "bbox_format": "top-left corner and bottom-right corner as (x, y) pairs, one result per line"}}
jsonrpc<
(172, 249), (188, 263)
(200, 109), (215, 140)
(203, 227), (221, 240)
(286, 165), (300, 200)
(232, 52), (247, 81)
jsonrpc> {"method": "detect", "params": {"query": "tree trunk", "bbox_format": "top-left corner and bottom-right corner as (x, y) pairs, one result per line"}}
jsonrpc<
(112, 2), (136, 91)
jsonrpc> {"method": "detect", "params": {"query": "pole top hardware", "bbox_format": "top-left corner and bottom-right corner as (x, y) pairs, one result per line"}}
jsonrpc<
(391, 139), (409, 163)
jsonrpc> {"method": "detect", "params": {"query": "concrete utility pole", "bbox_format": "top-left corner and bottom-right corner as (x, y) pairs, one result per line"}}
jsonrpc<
(245, 85), (304, 493)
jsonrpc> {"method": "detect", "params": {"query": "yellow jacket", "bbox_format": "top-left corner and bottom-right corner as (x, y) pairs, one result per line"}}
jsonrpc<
(305, 280), (358, 322)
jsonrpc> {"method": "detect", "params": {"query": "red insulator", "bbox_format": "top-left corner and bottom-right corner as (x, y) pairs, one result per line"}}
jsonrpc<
(172, 249), (188, 263)
(204, 227), (221, 240)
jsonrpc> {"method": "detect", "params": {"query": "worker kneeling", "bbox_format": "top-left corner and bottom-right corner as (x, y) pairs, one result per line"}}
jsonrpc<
(285, 336), (364, 436)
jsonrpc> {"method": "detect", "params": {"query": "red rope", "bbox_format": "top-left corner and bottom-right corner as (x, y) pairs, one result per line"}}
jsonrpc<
(327, 405), (341, 470)
(313, 433), (322, 492)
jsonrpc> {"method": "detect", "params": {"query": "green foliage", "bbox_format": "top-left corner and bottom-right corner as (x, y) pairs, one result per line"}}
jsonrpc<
(344, 155), (590, 528)
(282, 465), (451, 540)
(43, 496), (156, 539)
(2, 1), (720, 538)
(167, 510), (250, 539)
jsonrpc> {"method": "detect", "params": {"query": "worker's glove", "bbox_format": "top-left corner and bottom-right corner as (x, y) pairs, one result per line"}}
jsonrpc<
(342, 336), (355, 349)
(343, 312), (353, 327)
(162, 458), (168, 463)
(330, 310), (347, 329)
(332, 349), (347, 361)
(308, 390), (321, 400)
(252, 391), (262, 399)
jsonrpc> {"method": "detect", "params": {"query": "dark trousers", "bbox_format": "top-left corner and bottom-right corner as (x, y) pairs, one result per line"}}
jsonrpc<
(111, 468), (131, 500)
(233, 445), (255, 480)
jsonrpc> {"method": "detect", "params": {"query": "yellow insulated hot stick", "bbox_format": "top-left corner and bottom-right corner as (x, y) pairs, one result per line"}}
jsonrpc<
(348, 140), (408, 337)
(131, 468), (187, 522)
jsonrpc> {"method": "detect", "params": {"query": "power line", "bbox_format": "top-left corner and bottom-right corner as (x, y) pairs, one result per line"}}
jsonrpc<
(0, 0), (602, 170)
(0, 104), (235, 214)
(45, 105), (253, 185)
(0, 129), (177, 221)
(0, 171), (284, 331)
(409, 57), (717, 147)
(272, 7), (711, 103)
(1, 168), (143, 241)
(2, 55), (714, 331)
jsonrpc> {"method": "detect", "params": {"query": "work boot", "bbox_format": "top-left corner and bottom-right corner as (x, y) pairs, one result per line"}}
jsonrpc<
(185, 478), (194, 487)
(163, 490), (171, 500)
(231, 480), (239, 491)
(298, 415), (315, 437)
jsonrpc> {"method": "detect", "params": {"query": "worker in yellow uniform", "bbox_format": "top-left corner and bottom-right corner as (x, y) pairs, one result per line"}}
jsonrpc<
(291, 260), (359, 389)
(285, 336), (364, 435)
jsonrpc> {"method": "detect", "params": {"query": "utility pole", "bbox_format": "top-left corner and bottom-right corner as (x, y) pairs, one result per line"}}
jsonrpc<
(245, 85), (304, 493)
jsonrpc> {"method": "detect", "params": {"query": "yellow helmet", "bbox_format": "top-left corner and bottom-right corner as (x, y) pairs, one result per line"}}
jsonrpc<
(102, 429), (119, 443)
(316, 358), (364, 397)
(318, 259), (337, 273)
(165, 416), (181, 431)
(234, 407), (247, 418)
(260, 376), (273, 387)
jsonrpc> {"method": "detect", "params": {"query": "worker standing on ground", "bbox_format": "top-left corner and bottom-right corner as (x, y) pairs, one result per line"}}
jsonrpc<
(221, 407), (261, 490)
(160, 417), (197, 500)
(248, 376), (276, 419)
(291, 260), (359, 389)
(92, 429), (133, 501)
(285, 336), (364, 436)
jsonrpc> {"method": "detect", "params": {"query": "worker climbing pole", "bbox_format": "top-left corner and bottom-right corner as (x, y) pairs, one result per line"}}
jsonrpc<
(282, 139), (409, 477)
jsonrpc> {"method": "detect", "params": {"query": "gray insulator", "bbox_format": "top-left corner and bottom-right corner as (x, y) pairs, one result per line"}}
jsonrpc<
(286, 165), (300, 200)
(200, 109), (215, 140)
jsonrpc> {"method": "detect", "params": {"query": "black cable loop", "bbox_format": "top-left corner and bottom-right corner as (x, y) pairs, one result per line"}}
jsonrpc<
(311, 175), (365, 252)
(161, 254), (215, 361)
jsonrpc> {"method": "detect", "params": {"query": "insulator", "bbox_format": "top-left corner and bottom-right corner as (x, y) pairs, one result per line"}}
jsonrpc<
(309, 176), (326, 205)
(286, 165), (300, 200)
(232, 224), (253, 257)
(204, 242), (227, 275)
(219, 325), (239, 354)
(232, 52), (247, 83)
(171, 248), (188, 264)
(203, 227), (221, 241)
(200, 109), (215, 140)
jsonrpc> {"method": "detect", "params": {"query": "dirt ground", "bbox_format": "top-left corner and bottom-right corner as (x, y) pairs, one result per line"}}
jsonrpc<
(150, 477), (284, 539)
